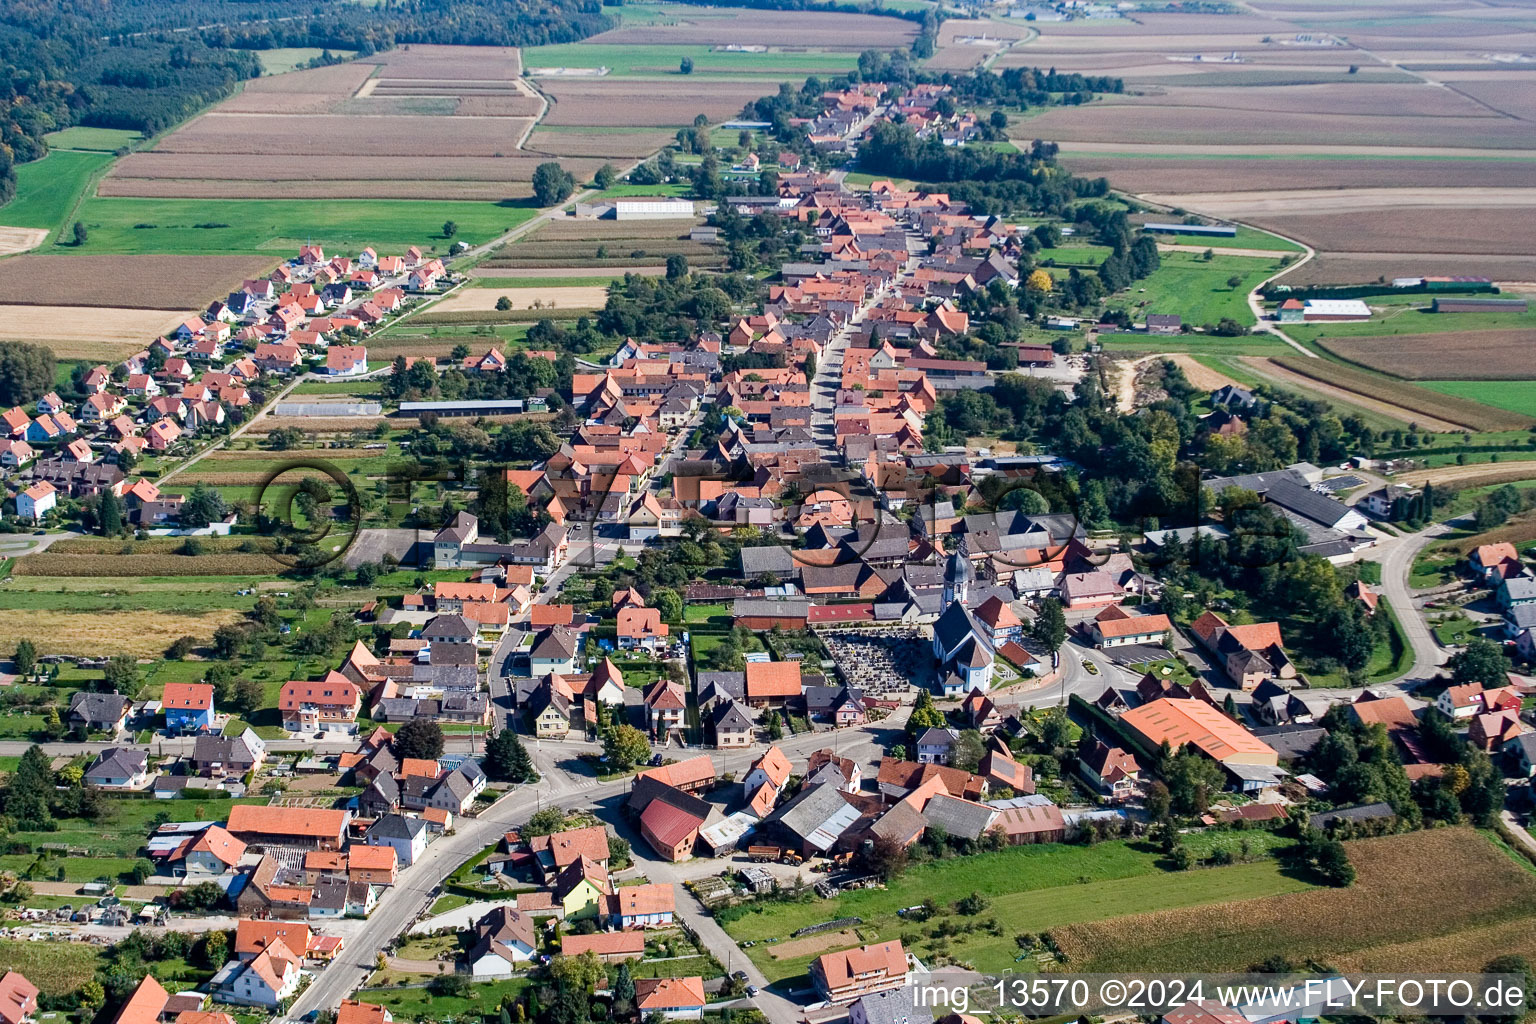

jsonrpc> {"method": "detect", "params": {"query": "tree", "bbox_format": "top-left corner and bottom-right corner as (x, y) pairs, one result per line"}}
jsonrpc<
(102, 655), (139, 694)
(679, 56), (694, 74)
(99, 490), (123, 536)
(612, 961), (636, 1011)
(862, 834), (909, 881)
(165, 636), (197, 660)
(1164, 750), (1225, 815)
(651, 587), (683, 622)
(665, 253), (688, 280)
(1025, 268), (1053, 293)
(1030, 598), (1067, 656)
(1226, 274), (1243, 289)
(496, 295), (512, 311)
(394, 719), (445, 760)
(1484, 955), (1533, 1024)
(198, 929), (228, 968)
(549, 950), (607, 993)
(951, 729), (985, 773)
(232, 677), (265, 716)
(532, 161), (576, 206)
(12, 639), (36, 677)
(1311, 837), (1356, 886)
(1448, 637), (1510, 687)
(1144, 780), (1171, 820)
(442, 220), (458, 239)
(0, 342), (56, 408)
(908, 688), (945, 734)
(594, 164), (617, 189)
(180, 484), (228, 528)
(603, 724), (651, 770)
(73, 222), (88, 246)
(485, 728), (539, 783)
(523, 807), (567, 837)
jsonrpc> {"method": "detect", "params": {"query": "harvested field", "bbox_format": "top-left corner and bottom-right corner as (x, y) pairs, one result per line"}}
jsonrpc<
(98, 178), (540, 201)
(151, 113), (537, 157)
(1318, 330), (1536, 382)
(1399, 461), (1536, 491)
(1246, 207), (1536, 257)
(1020, 104), (1536, 148)
(531, 218), (698, 241)
(0, 254), (274, 309)
(0, 305), (186, 345)
(1118, 82), (1488, 118)
(1168, 353), (1241, 391)
(235, 61), (375, 97)
(1057, 142), (1536, 158)
(1144, 188), (1536, 217)
(0, 607), (245, 659)
(1439, 77), (1536, 120)
(1052, 829), (1536, 973)
(525, 128), (679, 159)
(433, 285), (609, 312)
(245, 416), (398, 434)
(583, 9), (914, 48)
(1059, 156), (1536, 194)
(1264, 356), (1531, 431)
(540, 78), (776, 127)
(0, 227), (47, 257)
(361, 44), (523, 79)
(1241, 357), (1455, 430)
(470, 265), (663, 279)
(1282, 253), (1536, 287)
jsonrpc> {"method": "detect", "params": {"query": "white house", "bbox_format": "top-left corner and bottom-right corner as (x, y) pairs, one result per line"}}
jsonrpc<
(365, 814), (428, 866)
(324, 346), (369, 377)
(15, 481), (56, 522)
(216, 941), (302, 1008)
(635, 978), (706, 1020)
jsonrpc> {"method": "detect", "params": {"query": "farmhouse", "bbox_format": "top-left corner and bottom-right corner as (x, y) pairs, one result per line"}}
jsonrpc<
(1120, 698), (1279, 767)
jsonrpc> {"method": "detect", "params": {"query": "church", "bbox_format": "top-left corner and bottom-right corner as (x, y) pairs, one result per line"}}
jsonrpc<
(931, 535), (995, 697)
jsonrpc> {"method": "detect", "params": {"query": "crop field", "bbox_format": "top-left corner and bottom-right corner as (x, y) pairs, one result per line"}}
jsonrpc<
(0, 149), (114, 248)
(724, 839), (1312, 981)
(1422, 381), (1536, 418)
(1283, 253), (1536, 286)
(153, 113), (538, 158)
(538, 77), (781, 127)
(0, 941), (103, 996)
(0, 254), (275, 309)
(1268, 356), (1532, 431)
(1315, 330), (1536, 382)
(578, 7), (915, 49)
(1052, 829), (1536, 973)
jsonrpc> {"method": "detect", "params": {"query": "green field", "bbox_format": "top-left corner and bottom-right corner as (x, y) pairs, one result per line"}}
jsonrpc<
(246, 47), (359, 75)
(9, 794), (269, 857)
(1120, 252), (1285, 327)
(355, 979), (529, 1022)
(1097, 334), (1292, 356)
(1289, 303), (1536, 343)
(44, 126), (143, 152)
(722, 840), (1312, 980)
(1148, 225), (1304, 253)
(522, 43), (859, 76)
(1420, 381), (1536, 418)
(67, 196), (539, 255)
(0, 940), (104, 996)
(0, 150), (114, 236)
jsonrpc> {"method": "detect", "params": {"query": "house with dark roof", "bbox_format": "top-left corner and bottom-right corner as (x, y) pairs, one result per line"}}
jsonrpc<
(758, 783), (863, 856)
(67, 691), (130, 733)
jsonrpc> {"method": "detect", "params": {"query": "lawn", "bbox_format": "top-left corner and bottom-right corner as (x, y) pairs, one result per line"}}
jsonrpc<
(0, 940), (103, 996)
(684, 602), (732, 624)
(354, 978), (529, 1022)
(1287, 302), (1536, 342)
(721, 838), (1311, 980)
(45, 126), (143, 152)
(1096, 334), (1292, 356)
(67, 196), (540, 255)
(1422, 381), (1536, 419)
(521, 43), (858, 76)
(0, 150), (114, 236)
(1118, 252), (1286, 328)
(11, 793), (268, 857)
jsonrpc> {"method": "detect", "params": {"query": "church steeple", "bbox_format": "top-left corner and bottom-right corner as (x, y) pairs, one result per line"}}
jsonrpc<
(943, 532), (972, 611)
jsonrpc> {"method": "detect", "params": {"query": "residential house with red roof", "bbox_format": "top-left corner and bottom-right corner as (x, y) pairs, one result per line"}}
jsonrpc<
(811, 941), (908, 1003)
(163, 683), (215, 735)
(617, 607), (669, 651)
(0, 972), (38, 1024)
(635, 977), (706, 1020)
